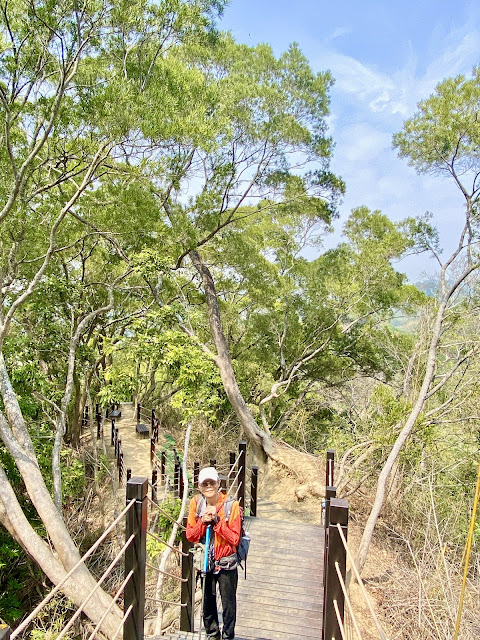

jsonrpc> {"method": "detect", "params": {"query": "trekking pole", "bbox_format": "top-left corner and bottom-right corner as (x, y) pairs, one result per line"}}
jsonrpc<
(198, 524), (212, 640)
(203, 524), (212, 575)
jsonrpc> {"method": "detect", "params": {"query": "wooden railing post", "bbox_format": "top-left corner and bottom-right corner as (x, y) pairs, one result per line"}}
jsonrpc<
(322, 498), (348, 640)
(161, 451), (166, 484)
(250, 466), (258, 517)
(150, 438), (155, 466)
(180, 515), (195, 632)
(179, 463), (185, 498)
(136, 403), (141, 423)
(238, 441), (247, 509)
(323, 484), (337, 620)
(124, 477), (148, 640)
(111, 418), (115, 446)
(151, 469), (158, 503)
(96, 413), (101, 440)
(326, 449), (335, 489)
(193, 461), (199, 489)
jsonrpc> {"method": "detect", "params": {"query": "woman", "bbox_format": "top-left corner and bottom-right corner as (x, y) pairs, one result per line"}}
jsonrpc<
(186, 466), (241, 640)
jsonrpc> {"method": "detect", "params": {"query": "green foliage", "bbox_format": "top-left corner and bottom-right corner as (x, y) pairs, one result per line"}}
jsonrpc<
(0, 530), (23, 623)
(60, 450), (86, 502)
(394, 67), (480, 176)
(148, 497), (182, 558)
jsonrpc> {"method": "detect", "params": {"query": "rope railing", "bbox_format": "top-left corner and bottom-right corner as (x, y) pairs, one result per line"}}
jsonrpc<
(54, 534), (135, 640)
(333, 598), (345, 639)
(334, 561), (364, 640)
(227, 463), (243, 487)
(145, 596), (187, 607)
(147, 495), (187, 530)
(323, 448), (388, 640)
(146, 562), (188, 582)
(146, 530), (189, 557)
(335, 523), (388, 640)
(11, 498), (136, 639)
(86, 570), (134, 640)
(227, 478), (243, 502)
(112, 605), (133, 640)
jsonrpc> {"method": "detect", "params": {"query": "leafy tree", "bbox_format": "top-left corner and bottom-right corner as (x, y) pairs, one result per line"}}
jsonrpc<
(0, 0), (227, 633)
(355, 68), (480, 574)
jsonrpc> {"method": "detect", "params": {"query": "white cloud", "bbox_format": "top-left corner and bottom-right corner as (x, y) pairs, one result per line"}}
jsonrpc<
(321, 24), (480, 121)
(335, 123), (390, 165)
(326, 26), (351, 42)
(318, 13), (480, 278)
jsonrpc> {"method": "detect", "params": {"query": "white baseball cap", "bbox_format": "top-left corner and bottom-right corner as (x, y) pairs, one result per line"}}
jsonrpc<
(198, 467), (219, 485)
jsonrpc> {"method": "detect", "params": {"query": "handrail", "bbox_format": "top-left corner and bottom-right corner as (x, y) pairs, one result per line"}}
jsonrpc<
(335, 561), (364, 640)
(146, 562), (188, 583)
(227, 452), (242, 478)
(86, 570), (134, 640)
(333, 598), (348, 640)
(335, 523), (388, 640)
(227, 464), (243, 487)
(55, 534), (135, 640)
(11, 499), (136, 639)
(147, 495), (186, 530)
(145, 597), (187, 607)
(112, 605), (133, 640)
(228, 479), (243, 501)
(146, 530), (188, 556)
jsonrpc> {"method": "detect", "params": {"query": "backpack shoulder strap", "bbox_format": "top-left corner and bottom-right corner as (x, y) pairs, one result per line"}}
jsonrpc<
(223, 496), (236, 522)
(196, 495), (206, 518)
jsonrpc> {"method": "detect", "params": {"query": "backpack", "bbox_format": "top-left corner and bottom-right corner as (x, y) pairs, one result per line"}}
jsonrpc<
(196, 494), (250, 577)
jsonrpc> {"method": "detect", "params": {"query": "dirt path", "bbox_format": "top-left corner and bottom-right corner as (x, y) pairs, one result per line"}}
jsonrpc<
(113, 402), (152, 479)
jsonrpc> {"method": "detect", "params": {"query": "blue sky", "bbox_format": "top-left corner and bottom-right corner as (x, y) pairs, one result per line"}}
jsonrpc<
(218, 0), (480, 281)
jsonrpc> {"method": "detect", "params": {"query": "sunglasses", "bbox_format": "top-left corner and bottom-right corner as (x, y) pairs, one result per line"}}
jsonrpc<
(200, 480), (218, 487)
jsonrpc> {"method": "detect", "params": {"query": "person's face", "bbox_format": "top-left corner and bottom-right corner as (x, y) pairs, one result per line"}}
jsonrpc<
(199, 478), (220, 498)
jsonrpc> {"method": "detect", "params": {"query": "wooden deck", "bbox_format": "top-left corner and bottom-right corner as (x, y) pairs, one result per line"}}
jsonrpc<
(158, 502), (324, 640)
(235, 515), (324, 639)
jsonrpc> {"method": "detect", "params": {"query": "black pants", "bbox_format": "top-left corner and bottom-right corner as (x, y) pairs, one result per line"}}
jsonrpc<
(203, 568), (238, 639)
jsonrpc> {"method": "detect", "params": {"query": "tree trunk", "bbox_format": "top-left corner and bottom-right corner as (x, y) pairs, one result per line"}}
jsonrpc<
(0, 466), (122, 637)
(355, 299), (447, 573)
(0, 356), (121, 636)
(189, 250), (275, 462)
(67, 369), (82, 446)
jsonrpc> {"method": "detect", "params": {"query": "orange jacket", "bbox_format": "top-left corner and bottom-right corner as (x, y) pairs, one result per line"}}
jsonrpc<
(186, 491), (241, 561)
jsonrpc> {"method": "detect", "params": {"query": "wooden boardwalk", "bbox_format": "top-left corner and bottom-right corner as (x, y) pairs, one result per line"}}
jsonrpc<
(112, 402), (152, 478)
(159, 500), (324, 640)
(106, 406), (325, 638)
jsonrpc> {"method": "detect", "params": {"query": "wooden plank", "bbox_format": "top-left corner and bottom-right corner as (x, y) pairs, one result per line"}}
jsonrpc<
(237, 583), (321, 606)
(247, 519), (322, 534)
(244, 564), (322, 579)
(240, 573), (322, 590)
(249, 528), (321, 539)
(249, 544), (320, 556)
(238, 606), (322, 629)
(237, 595), (322, 615)
(180, 505), (326, 640)
(246, 553), (322, 567)
(236, 616), (322, 638)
